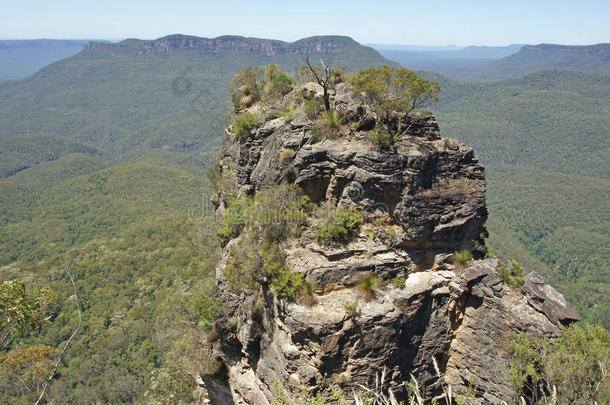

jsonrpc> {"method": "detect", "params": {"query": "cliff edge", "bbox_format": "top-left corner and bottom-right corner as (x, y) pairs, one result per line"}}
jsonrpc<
(205, 79), (578, 404)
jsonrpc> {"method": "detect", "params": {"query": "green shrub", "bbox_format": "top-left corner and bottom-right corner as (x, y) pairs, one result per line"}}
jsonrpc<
(271, 269), (304, 302)
(220, 186), (313, 294)
(223, 235), (262, 293)
(260, 240), (286, 280)
(299, 281), (316, 306)
(188, 293), (224, 330)
(355, 273), (379, 301)
(544, 323), (609, 404)
(343, 300), (359, 315)
(251, 185), (311, 243)
(391, 276), (406, 288)
(372, 225), (397, 245)
(229, 64), (293, 108)
(368, 126), (397, 151)
(507, 324), (610, 404)
(316, 208), (361, 245)
(228, 67), (261, 108)
(232, 112), (260, 141)
(217, 196), (252, 245)
(452, 249), (472, 266)
(498, 258), (526, 289)
(262, 64), (294, 101)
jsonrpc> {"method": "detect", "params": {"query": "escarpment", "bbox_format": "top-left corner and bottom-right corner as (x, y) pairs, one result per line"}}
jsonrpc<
(205, 81), (578, 404)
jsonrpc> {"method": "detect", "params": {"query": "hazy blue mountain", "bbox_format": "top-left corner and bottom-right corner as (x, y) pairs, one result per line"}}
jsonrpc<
(374, 44), (523, 60)
(0, 39), (89, 80)
(371, 44), (523, 81)
(367, 44), (462, 51)
(382, 43), (609, 82)
(468, 43), (610, 81)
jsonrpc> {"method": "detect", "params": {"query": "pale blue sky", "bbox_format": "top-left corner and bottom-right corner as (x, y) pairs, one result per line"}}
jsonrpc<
(1, 0), (608, 46)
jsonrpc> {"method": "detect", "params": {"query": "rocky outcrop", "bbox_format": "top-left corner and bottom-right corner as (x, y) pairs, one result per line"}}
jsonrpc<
(220, 83), (486, 252)
(522, 271), (580, 327)
(207, 82), (577, 404)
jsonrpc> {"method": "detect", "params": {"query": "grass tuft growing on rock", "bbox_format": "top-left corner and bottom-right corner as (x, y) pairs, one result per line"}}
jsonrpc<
(368, 126), (397, 151)
(298, 281), (317, 307)
(391, 276), (406, 288)
(308, 123), (325, 144)
(355, 272), (380, 302)
(324, 109), (343, 137)
(452, 249), (473, 267)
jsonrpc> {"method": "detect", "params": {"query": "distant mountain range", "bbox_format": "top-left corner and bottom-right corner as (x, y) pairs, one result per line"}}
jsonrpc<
(87, 34), (385, 58)
(0, 39), (89, 80)
(372, 44), (524, 59)
(0, 34), (393, 170)
(469, 43), (610, 81)
(373, 42), (610, 82)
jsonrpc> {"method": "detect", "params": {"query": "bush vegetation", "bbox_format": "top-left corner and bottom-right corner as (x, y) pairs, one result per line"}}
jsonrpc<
(368, 125), (398, 151)
(298, 282), (316, 306)
(304, 96), (325, 120)
(232, 112), (261, 141)
(350, 65), (440, 138)
(219, 186), (312, 300)
(498, 258), (526, 289)
(308, 123), (325, 144)
(216, 196), (253, 245)
(507, 323), (609, 404)
(228, 64), (294, 109)
(323, 109), (343, 137)
(391, 276), (406, 288)
(316, 208), (361, 245)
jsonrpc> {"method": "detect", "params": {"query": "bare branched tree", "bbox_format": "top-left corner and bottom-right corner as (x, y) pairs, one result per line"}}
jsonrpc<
(303, 55), (334, 111)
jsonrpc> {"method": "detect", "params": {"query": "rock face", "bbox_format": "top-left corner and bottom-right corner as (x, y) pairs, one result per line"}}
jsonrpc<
(207, 83), (577, 404)
(221, 83), (486, 252)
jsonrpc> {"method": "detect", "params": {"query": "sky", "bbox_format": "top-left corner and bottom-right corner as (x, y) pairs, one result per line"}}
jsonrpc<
(0, 0), (608, 46)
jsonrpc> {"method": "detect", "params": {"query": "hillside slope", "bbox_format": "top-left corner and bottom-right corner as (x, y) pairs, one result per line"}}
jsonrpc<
(486, 167), (609, 326)
(431, 70), (610, 178)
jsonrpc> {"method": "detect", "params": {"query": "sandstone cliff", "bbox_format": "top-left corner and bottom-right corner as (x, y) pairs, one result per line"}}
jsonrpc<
(84, 35), (382, 58)
(205, 82), (578, 404)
